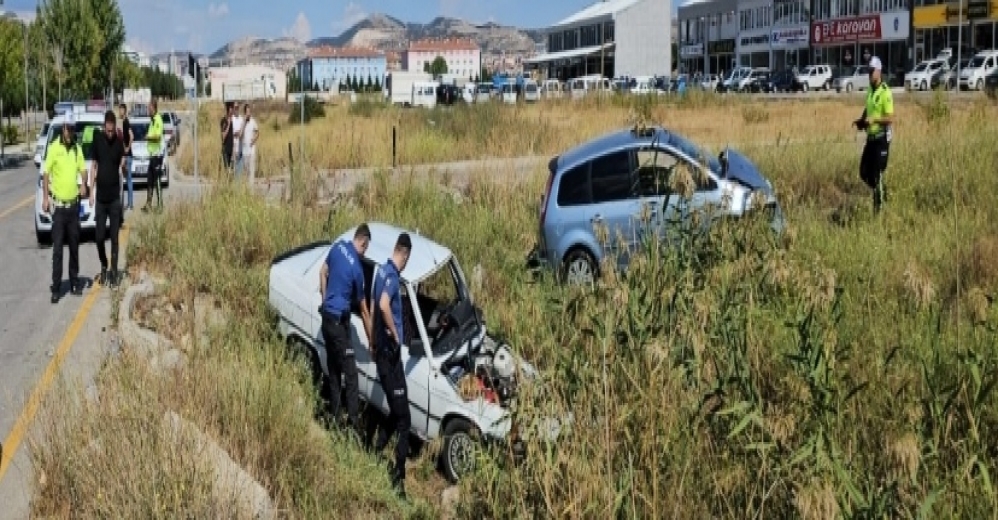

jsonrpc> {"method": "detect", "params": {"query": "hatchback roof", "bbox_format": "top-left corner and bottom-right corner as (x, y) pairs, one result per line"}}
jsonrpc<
(556, 126), (710, 172)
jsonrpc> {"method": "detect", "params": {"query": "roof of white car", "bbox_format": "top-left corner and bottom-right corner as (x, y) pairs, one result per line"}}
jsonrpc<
(335, 222), (454, 283)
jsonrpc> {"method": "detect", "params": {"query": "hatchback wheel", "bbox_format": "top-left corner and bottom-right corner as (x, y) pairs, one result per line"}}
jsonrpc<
(562, 249), (597, 287)
(440, 418), (478, 484)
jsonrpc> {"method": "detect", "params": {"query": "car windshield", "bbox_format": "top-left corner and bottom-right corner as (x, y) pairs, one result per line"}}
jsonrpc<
(668, 132), (722, 173)
(525, 83), (538, 92)
(968, 56), (986, 68)
(130, 123), (151, 141)
(45, 122), (104, 160)
(409, 260), (475, 357)
(476, 84), (490, 93)
(39, 123), (50, 137)
(914, 63), (928, 72)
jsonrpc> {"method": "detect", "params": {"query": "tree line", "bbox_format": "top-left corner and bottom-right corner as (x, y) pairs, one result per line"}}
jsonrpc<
(0, 0), (186, 117)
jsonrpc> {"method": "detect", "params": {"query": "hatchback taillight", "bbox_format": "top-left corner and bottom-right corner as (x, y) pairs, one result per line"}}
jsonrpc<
(540, 157), (557, 226)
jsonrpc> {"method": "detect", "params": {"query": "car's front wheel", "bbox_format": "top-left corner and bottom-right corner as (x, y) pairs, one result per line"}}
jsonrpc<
(562, 248), (597, 287)
(440, 418), (478, 484)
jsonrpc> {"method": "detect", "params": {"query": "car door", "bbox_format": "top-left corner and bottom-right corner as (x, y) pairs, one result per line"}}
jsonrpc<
(633, 147), (677, 247)
(399, 283), (430, 436)
(587, 148), (642, 271)
(649, 145), (721, 241)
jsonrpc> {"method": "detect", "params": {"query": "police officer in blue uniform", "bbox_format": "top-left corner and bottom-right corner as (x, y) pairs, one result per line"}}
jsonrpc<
(319, 224), (373, 432)
(371, 232), (412, 499)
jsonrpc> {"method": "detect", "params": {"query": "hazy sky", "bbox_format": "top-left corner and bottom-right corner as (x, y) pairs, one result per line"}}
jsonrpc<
(1, 0), (681, 55)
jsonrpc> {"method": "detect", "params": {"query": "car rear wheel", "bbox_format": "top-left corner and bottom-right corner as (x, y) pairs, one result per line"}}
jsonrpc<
(440, 418), (478, 484)
(562, 248), (597, 287)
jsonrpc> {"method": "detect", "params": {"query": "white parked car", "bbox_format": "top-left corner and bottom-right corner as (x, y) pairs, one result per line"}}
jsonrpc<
(34, 113), (102, 245)
(268, 223), (564, 483)
(522, 80), (540, 102)
(795, 64), (833, 91)
(907, 59), (948, 91)
(959, 50), (998, 91)
(500, 83), (517, 104)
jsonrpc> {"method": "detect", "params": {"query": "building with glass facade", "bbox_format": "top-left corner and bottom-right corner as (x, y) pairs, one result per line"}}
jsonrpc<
(913, 0), (997, 63)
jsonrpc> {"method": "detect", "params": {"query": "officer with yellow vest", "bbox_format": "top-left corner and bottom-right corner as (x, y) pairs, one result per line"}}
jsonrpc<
(42, 121), (87, 304)
(143, 98), (165, 212)
(852, 56), (894, 214)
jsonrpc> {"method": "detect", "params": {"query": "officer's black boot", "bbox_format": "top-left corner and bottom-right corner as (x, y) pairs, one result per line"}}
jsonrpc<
(100, 268), (108, 286)
(390, 469), (407, 500)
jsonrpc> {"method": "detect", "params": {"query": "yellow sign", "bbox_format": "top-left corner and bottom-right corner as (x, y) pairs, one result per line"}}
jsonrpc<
(915, 0), (998, 28)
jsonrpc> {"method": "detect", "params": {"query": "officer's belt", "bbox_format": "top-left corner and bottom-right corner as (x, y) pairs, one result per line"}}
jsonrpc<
(866, 130), (887, 141)
(52, 197), (78, 207)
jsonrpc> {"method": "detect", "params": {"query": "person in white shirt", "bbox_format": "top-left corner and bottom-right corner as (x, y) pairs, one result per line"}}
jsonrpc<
(231, 106), (245, 177)
(241, 104), (259, 184)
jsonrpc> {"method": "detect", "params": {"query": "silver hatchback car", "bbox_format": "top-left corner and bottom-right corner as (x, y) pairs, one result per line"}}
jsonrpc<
(527, 125), (785, 285)
(833, 65), (872, 93)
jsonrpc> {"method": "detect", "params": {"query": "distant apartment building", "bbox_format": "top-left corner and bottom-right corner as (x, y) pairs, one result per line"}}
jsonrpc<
(403, 38), (482, 79)
(297, 46), (387, 91)
(386, 51), (402, 71)
(121, 44), (150, 68)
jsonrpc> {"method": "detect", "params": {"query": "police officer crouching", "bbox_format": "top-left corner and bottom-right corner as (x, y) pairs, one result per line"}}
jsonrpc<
(853, 56), (894, 214)
(43, 122), (87, 303)
(371, 232), (413, 499)
(319, 224), (373, 432)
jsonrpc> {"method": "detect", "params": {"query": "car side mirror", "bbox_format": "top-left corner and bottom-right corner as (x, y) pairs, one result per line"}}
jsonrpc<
(409, 338), (426, 358)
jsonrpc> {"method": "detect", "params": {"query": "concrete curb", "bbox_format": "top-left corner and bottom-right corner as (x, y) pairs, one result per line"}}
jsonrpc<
(120, 274), (275, 517)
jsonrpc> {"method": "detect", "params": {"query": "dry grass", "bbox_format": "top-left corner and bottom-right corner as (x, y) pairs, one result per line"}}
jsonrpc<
(30, 92), (998, 518)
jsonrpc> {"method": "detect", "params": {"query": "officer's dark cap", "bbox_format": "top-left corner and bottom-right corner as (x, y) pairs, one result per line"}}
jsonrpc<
(104, 110), (116, 125)
(395, 233), (412, 252)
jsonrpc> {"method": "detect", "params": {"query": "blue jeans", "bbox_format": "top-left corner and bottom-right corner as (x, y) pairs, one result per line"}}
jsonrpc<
(234, 151), (244, 177)
(124, 157), (134, 208)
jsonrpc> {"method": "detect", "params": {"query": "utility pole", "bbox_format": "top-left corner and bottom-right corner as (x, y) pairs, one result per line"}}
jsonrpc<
(22, 21), (28, 133)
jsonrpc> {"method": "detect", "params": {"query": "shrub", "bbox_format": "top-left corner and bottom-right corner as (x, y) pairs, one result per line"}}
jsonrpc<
(288, 96), (325, 124)
(1, 124), (19, 145)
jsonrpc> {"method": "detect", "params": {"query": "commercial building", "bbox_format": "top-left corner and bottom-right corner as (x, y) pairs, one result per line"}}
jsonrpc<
(524, 0), (673, 80)
(677, 0), (738, 75)
(297, 46), (387, 91)
(770, 0), (811, 69)
(402, 38), (481, 79)
(913, 0), (998, 62)
(809, 1), (911, 80)
(206, 64), (287, 101)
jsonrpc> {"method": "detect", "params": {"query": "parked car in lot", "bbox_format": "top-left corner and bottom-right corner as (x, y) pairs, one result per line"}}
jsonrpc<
(959, 50), (998, 91)
(269, 223), (565, 483)
(699, 74), (720, 91)
(717, 67), (753, 93)
(985, 68), (998, 96)
(527, 125), (785, 286)
(795, 64), (834, 91)
(744, 71), (775, 93)
(832, 65), (872, 93)
(767, 70), (800, 92)
(907, 59), (948, 91)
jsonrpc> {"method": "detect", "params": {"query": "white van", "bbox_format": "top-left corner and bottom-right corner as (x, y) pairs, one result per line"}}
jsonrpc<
(569, 75), (611, 99)
(907, 59), (948, 91)
(500, 83), (517, 104)
(523, 80), (540, 102)
(411, 81), (438, 108)
(959, 50), (998, 91)
(541, 79), (562, 98)
(474, 83), (492, 103)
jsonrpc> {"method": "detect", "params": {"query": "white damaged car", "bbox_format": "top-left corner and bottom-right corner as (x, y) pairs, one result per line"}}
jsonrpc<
(269, 222), (563, 482)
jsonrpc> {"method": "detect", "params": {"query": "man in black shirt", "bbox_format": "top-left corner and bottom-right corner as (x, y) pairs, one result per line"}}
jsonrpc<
(118, 104), (134, 209)
(221, 102), (234, 169)
(88, 110), (127, 286)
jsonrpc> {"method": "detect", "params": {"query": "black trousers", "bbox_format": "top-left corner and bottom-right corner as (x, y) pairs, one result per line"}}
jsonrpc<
(51, 202), (81, 292)
(146, 155), (163, 194)
(95, 198), (123, 271)
(374, 344), (411, 482)
(222, 144), (233, 169)
(860, 135), (891, 209)
(320, 311), (360, 429)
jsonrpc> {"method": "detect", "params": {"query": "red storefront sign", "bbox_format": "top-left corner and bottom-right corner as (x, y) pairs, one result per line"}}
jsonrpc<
(810, 14), (881, 45)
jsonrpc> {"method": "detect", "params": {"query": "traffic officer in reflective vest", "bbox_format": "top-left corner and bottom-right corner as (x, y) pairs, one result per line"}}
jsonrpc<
(319, 223), (372, 431)
(42, 122), (87, 303)
(371, 232), (412, 499)
(853, 56), (894, 213)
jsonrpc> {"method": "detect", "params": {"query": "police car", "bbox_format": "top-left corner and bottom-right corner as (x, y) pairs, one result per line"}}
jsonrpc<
(34, 111), (103, 245)
(269, 223), (567, 483)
